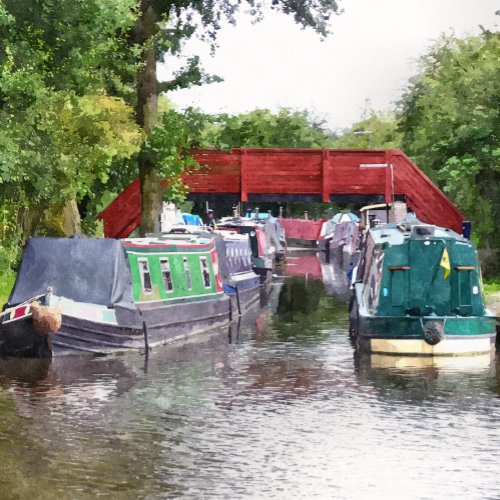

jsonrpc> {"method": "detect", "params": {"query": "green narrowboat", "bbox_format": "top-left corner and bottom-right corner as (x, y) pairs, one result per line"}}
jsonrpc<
(0, 234), (231, 357)
(349, 221), (496, 356)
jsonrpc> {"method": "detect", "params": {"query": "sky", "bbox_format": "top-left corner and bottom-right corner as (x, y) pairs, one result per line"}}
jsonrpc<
(160, 0), (499, 131)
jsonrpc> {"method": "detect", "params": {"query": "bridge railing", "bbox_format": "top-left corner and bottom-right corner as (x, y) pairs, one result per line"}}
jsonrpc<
(97, 148), (466, 238)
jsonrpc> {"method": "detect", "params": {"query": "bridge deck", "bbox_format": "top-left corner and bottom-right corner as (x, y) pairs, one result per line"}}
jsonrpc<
(97, 148), (466, 238)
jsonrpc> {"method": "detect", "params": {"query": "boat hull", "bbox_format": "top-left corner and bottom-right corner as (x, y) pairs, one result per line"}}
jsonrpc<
(0, 318), (52, 358)
(226, 275), (261, 315)
(0, 296), (232, 357)
(353, 312), (496, 356)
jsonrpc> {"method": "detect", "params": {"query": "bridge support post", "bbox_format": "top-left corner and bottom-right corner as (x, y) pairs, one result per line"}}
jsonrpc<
(241, 149), (248, 202)
(322, 150), (330, 203)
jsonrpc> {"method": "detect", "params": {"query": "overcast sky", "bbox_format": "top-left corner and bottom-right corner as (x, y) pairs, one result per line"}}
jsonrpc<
(160, 0), (499, 131)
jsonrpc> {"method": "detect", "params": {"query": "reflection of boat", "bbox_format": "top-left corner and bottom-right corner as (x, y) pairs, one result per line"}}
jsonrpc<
(285, 251), (322, 279)
(354, 349), (497, 403)
(2, 235), (231, 357)
(350, 219), (496, 356)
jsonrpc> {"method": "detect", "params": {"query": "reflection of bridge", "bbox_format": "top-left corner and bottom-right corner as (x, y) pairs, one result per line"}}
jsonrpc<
(98, 148), (466, 238)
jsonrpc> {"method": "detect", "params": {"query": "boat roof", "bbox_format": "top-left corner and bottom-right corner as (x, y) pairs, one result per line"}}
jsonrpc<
(123, 233), (214, 247)
(370, 222), (467, 246)
(359, 203), (390, 213)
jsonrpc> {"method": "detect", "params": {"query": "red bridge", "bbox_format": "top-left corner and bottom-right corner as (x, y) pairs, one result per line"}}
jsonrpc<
(98, 148), (466, 238)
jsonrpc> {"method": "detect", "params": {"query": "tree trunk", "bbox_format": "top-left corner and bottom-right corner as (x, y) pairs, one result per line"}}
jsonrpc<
(135, 0), (164, 236)
(19, 200), (81, 240)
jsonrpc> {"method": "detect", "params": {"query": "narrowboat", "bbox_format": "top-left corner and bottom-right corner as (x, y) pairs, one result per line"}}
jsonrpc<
(0, 234), (231, 357)
(154, 206), (262, 316)
(216, 215), (283, 278)
(318, 212), (359, 265)
(349, 221), (496, 356)
(216, 231), (261, 315)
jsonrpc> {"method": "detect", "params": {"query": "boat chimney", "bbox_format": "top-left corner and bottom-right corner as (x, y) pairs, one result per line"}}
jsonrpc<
(389, 201), (408, 223)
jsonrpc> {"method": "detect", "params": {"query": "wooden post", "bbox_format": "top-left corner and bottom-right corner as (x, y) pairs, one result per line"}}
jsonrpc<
(241, 149), (248, 202)
(322, 150), (330, 203)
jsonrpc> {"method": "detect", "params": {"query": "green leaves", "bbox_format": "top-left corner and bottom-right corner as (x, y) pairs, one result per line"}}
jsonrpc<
(190, 108), (338, 150)
(398, 31), (500, 250)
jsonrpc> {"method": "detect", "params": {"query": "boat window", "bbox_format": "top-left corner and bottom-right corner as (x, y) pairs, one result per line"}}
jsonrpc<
(138, 258), (152, 294)
(200, 256), (211, 288)
(183, 257), (192, 290)
(159, 258), (173, 292)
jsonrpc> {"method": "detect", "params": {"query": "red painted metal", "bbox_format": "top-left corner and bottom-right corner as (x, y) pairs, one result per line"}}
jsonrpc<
(279, 218), (325, 242)
(97, 148), (466, 238)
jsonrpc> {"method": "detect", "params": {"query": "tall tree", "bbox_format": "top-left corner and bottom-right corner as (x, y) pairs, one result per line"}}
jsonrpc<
(0, 0), (143, 266)
(131, 0), (342, 234)
(398, 31), (500, 255)
(332, 110), (401, 149)
(191, 107), (338, 149)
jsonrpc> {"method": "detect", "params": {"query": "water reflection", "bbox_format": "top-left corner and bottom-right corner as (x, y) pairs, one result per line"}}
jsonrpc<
(354, 349), (500, 402)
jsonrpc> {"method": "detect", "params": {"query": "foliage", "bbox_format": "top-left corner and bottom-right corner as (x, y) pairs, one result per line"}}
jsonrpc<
(0, 0), (143, 266)
(194, 108), (338, 150)
(0, 0), (138, 100)
(144, 108), (203, 202)
(0, 268), (15, 305)
(332, 110), (402, 149)
(398, 31), (500, 250)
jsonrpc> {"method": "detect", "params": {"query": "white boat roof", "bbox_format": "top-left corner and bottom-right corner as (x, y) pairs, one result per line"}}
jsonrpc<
(370, 222), (467, 246)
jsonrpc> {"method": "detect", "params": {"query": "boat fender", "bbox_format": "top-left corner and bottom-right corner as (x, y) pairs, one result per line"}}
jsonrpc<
(30, 301), (62, 335)
(422, 320), (445, 345)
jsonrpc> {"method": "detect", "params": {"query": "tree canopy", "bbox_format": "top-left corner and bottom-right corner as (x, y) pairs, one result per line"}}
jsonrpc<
(191, 108), (337, 149)
(398, 30), (500, 251)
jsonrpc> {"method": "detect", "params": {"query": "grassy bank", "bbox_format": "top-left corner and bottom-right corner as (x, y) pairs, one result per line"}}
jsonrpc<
(0, 269), (15, 305)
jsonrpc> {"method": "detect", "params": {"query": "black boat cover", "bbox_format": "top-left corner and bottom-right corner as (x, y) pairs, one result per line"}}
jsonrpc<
(8, 238), (133, 306)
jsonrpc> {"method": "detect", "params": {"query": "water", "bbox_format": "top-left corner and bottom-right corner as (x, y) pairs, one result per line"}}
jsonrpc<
(1, 252), (499, 499)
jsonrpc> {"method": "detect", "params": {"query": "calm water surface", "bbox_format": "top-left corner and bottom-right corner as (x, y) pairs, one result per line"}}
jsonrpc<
(1, 252), (499, 499)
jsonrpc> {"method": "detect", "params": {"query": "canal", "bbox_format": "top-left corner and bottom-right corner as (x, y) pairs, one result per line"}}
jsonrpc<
(0, 251), (499, 499)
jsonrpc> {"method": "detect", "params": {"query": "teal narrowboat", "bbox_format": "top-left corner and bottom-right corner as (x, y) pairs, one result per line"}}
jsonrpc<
(349, 221), (496, 356)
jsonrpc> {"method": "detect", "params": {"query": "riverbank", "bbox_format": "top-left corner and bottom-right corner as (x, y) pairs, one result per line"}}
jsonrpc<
(485, 291), (500, 316)
(0, 270), (15, 305)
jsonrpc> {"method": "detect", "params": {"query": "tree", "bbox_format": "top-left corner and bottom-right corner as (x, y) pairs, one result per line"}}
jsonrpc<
(192, 107), (337, 149)
(131, 0), (342, 235)
(332, 109), (402, 149)
(0, 0), (143, 267)
(398, 31), (500, 257)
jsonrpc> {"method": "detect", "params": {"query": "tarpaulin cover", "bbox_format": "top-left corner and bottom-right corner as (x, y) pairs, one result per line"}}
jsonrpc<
(8, 238), (133, 306)
(182, 213), (203, 226)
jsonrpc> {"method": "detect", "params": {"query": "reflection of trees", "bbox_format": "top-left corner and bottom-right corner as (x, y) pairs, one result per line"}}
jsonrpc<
(278, 277), (324, 316)
(271, 277), (348, 341)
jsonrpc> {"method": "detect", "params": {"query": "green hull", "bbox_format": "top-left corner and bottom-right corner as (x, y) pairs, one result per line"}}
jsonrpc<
(355, 313), (496, 356)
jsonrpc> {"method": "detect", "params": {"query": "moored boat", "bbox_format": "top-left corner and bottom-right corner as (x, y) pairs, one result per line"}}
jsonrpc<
(216, 214), (283, 279)
(349, 219), (496, 356)
(1, 235), (231, 357)
(216, 231), (262, 314)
